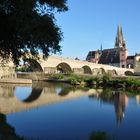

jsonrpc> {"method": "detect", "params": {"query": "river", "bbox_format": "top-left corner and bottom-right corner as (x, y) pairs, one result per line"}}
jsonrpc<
(0, 82), (140, 140)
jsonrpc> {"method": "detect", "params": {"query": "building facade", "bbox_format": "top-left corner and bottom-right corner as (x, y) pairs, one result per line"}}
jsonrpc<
(134, 54), (140, 75)
(86, 26), (134, 68)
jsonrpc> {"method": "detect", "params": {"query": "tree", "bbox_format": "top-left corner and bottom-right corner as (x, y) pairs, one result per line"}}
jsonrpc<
(0, 0), (68, 64)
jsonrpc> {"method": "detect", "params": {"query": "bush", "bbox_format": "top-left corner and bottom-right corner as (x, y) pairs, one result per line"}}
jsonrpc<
(84, 77), (96, 86)
(68, 75), (83, 85)
(125, 77), (140, 87)
(102, 73), (112, 84)
(51, 74), (64, 79)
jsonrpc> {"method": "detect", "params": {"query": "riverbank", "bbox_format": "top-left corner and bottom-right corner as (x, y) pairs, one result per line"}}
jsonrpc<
(0, 78), (32, 84)
(6, 73), (140, 93)
(46, 73), (140, 92)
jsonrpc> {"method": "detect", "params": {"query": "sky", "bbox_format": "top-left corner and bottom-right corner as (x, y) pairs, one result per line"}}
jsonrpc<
(55, 0), (140, 60)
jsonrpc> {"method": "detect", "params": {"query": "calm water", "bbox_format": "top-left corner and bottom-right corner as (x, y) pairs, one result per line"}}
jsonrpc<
(0, 82), (140, 140)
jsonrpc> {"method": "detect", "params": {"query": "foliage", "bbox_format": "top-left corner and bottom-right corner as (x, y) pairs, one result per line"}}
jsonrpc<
(48, 73), (140, 92)
(125, 77), (140, 87)
(106, 77), (140, 91)
(101, 88), (113, 98)
(16, 66), (31, 72)
(51, 74), (64, 79)
(0, 0), (68, 64)
(84, 77), (95, 86)
(93, 76), (101, 87)
(68, 74), (84, 85)
(102, 73), (112, 84)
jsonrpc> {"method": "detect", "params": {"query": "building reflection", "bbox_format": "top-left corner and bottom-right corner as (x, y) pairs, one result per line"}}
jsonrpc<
(136, 95), (140, 105)
(89, 89), (128, 127)
(113, 91), (128, 127)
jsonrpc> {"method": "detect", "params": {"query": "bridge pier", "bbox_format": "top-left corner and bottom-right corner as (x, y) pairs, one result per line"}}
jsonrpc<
(73, 68), (84, 74)
(92, 68), (100, 76)
(44, 67), (57, 74)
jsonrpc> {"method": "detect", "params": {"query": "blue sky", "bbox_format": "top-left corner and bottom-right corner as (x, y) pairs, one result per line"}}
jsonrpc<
(56, 0), (140, 60)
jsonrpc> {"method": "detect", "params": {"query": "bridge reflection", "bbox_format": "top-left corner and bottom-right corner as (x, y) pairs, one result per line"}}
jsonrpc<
(0, 82), (101, 115)
(0, 82), (137, 128)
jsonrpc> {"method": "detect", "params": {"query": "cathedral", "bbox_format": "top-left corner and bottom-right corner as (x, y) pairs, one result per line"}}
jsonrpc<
(86, 25), (134, 68)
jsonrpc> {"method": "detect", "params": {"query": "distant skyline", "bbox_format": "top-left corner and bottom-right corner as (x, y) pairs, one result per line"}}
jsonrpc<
(56, 0), (140, 60)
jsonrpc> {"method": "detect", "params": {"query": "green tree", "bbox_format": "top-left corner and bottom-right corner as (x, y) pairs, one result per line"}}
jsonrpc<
(0, 0), (68, 64)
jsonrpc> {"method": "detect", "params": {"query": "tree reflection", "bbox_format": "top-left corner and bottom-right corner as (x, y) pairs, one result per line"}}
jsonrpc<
(0, 113), (24, 140)
(89, 131), (115, 140)
(89, 131), (108, 140)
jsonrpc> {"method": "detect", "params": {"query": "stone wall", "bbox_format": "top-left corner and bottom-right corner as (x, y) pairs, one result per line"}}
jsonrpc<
(17, 72), (50, 80)
(0, 58), (16, 79)
(0, 66), (16, 79)
(73, 68), (84, 74)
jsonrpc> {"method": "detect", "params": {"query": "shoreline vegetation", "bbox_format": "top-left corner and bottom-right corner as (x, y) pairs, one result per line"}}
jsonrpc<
(46, 73), (140, 93)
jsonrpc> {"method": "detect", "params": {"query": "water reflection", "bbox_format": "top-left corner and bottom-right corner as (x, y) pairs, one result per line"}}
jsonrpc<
(113, 91), (128, 127)
(0, 112), (112, 140)
(0, 84), (15, 98)
(89, 89), (128, 127)
(0, 82), (101, 115)
(0, 113), (23, 140)
(89, 131), (112, 140)
(22, 88), (42, 103)
(15, 87), (32, 101)
(0, 82), (135, 126)
(0, 82), (140, 140)
(136, 95), (140, 105)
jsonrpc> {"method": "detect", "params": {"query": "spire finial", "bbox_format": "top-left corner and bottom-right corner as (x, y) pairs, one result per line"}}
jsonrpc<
(100, 44), (103, 51)
(115, 25), (126, 48)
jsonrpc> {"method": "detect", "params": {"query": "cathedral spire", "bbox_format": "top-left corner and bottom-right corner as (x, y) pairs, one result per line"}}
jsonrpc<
(100, 44), (103, 52)
(115, 25), (126, 48)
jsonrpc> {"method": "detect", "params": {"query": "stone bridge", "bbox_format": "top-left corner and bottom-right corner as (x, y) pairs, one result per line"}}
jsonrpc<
(28, 55), (134, 76)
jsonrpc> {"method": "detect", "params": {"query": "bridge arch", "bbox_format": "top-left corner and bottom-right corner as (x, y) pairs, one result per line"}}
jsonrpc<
(125, 71), (134, 76)
(99, 68), (106, 75)
(82, 65), (92, 74)
(25, 59), (43, 72)
(57, 62), (72, 74)
(107, 69), (118, 76)
(112, 69), (118, 76)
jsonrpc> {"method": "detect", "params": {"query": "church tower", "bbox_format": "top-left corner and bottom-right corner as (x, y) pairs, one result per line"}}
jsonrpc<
(115, 25), (126, 48)
(115, 25), (128, 68)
